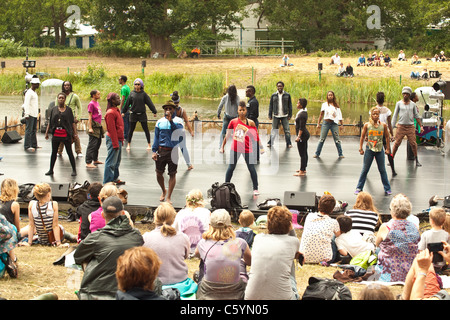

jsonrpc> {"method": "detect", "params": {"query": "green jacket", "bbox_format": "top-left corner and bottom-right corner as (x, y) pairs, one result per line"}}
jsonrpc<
(74, 215), (143, 300)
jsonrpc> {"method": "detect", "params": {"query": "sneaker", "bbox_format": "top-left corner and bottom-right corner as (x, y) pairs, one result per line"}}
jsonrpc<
(354, 189), (361, 195)
(77, 153), (83, 158)
(385, 190), (392, 196)
(114, 180), (126, 185)
(253, 190), (260, 196)
(339, 155), (345, 159)
(313, 154), (319, 158)
(26, 147), (35, 152)
(57, 153), (62, 157)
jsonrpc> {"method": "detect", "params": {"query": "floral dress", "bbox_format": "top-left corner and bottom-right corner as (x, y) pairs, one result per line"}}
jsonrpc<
(375, 219), (420, 282)
(0, 213), (18, 254)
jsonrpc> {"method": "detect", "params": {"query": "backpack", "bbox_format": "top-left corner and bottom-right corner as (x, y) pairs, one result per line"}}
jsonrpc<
(18, 183), (36, 202)
(208, 182), (243, 211)
(236, 229), (256, 247)
(301, 277), (352, 300)
(68, 180), (90, 207)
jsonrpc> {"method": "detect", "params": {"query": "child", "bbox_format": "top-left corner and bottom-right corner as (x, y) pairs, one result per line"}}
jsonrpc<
(334, 215), (375, 262)
(236, 210), (257, 248)
(418, 208), (450, 272)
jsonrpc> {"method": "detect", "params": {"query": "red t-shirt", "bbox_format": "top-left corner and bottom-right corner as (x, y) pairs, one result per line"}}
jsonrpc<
(227, 118), (259, 153)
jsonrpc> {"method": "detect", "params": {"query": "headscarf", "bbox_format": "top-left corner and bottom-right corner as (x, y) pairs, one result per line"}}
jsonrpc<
(134, 78), (144, 89)
(106, 92), (120, 109)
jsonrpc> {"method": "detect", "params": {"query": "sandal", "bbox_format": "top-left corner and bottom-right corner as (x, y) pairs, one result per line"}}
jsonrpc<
(0, 254), (18, 278)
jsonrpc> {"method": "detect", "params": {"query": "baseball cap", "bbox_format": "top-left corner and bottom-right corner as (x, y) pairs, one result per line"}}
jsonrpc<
(210, 209), (232, 228)
(102, 196), (124, 214)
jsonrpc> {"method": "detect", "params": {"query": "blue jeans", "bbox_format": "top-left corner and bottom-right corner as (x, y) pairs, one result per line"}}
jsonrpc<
(269, 116), (291, 147)
(219, 114), (236, 147)
(315, 121), (343, 157)
(103, 135), (122, 184)
(24, 116), (37, 150)
(225, 150), (258, 190)
(356, 146), (391, 192)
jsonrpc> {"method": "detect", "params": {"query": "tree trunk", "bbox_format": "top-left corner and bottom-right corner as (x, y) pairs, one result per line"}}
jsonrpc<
(148, 33), (175, 57)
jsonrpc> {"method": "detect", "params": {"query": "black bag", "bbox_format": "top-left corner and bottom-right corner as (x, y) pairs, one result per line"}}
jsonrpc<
(301, 277), (352, 300)
(443, 195), (450, 208)
(68, 181), (90, 207)
(208, 182), (243, 211)
(257, 198), (282, 210)
(236, 229), (256, 247)
(18, 183), (36, 202)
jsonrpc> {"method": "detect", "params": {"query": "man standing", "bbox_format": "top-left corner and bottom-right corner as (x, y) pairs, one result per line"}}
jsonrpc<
(74, 196), (143, 300)
(246, 85), (260, 161)
(57, 81), (83, 157)
(152, 101), (184, 203)
(391, 86), (423, 167)
(119, 75), (131, 142)
(267, 81), (293, 148)
(103, 92), (125, 185)
(23, 76), (40, 152)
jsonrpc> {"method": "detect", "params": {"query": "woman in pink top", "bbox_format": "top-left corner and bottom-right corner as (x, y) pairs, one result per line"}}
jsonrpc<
(86, 90), (104, 168)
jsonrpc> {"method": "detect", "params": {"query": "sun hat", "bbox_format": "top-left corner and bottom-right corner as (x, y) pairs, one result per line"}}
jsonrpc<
(162, 100), (177, 109)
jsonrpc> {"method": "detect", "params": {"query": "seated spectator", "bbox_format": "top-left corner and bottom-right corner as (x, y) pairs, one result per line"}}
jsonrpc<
(330, 53), (341, 65)
(383, 54), (392, 67)
(172, 189), (210, 255)
(244, 206), (300, 300)
(345, 191), (380, 237)
(346, 63), (354, 77)
(25, 183), (76, 247)
(1, 178), (28, 243)
(367, 52), (377, 66)
(281, 54), (293, 67)
(236, 210), (257, 248)
(398, 50), (407, 61)
(421, 68), (429, 80)
(374, 54), (381, 66)
(411, 53), (421, 64)
(334, 215), (375, 261)
(76, 182), (102, 243)
(337, 63), (347, 77)
(89, 183), (134, 233)
(432, 54), (440, 62)
(357, 54), (366, 66)
(359, 283), (395, 300)
(194, 209), (251, 300)
(417, 208), (449, 272)
(375, 193), (420, 282)
(379, 51), (385, 60)
(411, 71), (421, 79)
(438, 51), (446, 62)
(116, 247), (166, 300)
(299, 194), (340, 264)
(74, 196), (144, 300)
(143, 202), (197, 299)
(0, 209), (19, 277)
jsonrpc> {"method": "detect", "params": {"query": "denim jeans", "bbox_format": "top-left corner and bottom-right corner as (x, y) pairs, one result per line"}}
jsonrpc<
(268, 116), (291, 147)
(24, 116), (37, 150)
(356, 146), (391, 192)
(225, 150), (258, 190)
(219, 114), (236, 147)
(103, 135), (122, 184)
(315, 121), (343, 157)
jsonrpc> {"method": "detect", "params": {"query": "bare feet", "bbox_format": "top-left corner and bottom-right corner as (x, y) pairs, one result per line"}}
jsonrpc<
(93, 161), (103, 164)
(86, 163), (97, 168)
(187, 164), (194, 170)
(159, 190), (166, 202)
(126, 144), (131, 151)
(147, 144), (152, 150)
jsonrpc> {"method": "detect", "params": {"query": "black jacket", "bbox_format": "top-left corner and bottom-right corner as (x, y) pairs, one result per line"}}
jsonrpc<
(121, 90), (157, 115)
(76, 199), (101, 242)
(268, 92), (292, 119)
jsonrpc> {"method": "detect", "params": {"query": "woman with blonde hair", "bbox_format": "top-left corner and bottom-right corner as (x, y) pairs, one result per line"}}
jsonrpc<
(143, 202), (197, 299)
(0, 179), (25, 237)
(345, 191), (381, 236)
(194, 209), (251, 300)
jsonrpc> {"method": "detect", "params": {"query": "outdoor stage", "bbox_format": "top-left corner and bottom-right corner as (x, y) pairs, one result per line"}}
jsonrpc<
(1, 130), (449, 220)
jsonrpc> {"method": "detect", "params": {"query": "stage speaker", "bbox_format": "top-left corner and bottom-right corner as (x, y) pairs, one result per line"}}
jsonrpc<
(1, 131), (22, 143)
(284, 191), (317, 212)
(318, 63), (323, 71)
(49, 183), (69, 200)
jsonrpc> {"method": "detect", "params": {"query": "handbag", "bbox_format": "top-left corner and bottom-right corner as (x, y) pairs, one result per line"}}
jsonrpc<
(36, 201), (64, 246)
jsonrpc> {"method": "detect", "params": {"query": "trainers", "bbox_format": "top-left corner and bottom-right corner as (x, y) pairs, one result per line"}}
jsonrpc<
(26, 147), (35, 152)
(354, 189), (361, 195)
(77, 153), (83, 158)
(385, 190), (392, 196)
(313, 154), (319, 158)
(253, 190), (260, 196)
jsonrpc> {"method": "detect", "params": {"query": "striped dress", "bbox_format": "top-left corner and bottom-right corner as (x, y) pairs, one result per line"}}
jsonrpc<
(344, 209), (379, 236)
(30, 200), (56, 245)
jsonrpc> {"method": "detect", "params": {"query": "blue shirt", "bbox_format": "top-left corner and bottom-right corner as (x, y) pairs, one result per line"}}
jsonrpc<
(152, 114), (184, 152)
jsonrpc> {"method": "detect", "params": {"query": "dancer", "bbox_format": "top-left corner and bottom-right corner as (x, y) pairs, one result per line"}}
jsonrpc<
(45, 92), (77, 176)
(23, 76), (40, 152)
(171, 91), (194, 170)
(119, 76), (131, 142)
(355, 107), (392, 196)
(372, 92), (396, 176)
(217, 84), (239, 148)
(314, 90), (344, 158)
(391, 86), (423, 167)
(121, 78), (157, 151)
(267, 81), (293, 148)
(86, 90), (104, 168)
(294, 98), (309, 176)
(151, 101), (184, 204)
(220, 101), (263, 196)
(245, 85), (260, 162)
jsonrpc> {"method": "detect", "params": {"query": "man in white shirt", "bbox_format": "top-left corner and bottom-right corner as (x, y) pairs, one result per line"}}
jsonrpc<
(330, 53), (341, 65)
(23, 76), (40, 152)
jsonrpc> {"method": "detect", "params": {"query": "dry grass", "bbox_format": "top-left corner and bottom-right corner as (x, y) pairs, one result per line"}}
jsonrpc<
(0, 214), (407, 301)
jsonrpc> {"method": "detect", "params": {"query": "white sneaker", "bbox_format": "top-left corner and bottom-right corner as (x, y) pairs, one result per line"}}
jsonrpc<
(253, 190), (260, 196)
(77, 153), (83, 158)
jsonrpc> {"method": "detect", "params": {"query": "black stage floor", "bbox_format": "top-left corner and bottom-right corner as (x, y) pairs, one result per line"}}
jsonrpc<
(1, 130), (449, 216)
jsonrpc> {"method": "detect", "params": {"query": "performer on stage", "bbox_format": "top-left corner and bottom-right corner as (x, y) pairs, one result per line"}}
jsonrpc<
(355, 107), (392, 196)
(171, 91), (194, 170)
(151, 101), (184, 204)
(220, 101), (264, 196)
(294, 98), (309, 176)
(314, 91), (344, 158)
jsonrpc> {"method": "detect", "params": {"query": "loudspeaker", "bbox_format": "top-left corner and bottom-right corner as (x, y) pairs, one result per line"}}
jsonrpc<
(1, 131), (22, 143)
(318, 63), (323, 71)
(284, 191), (317, 211)
(49, 183), (70, 200)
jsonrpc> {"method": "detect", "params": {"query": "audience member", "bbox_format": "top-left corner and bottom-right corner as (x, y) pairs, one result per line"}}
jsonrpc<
(346, 63), (354, 77)
(76, 182), (102, 243)
(383, 54), (392, 67)
(417, 208), (450, 272)
(299, 194), (340, 264)
(194, 209), (251, 300)
(345, 191), (380, 236)
(74, 196), (144, 300)
(335, 215), (375, 261)
(411, 53), (421, 64)
(357, 54), (366, 66)
(236, 210), (257, 248)
(143, 202), (197, 299)
(0, 179), (26, 238)
(398, 50), (407, 61)
(116, 247), (166, 300)
(374, 54), (381, 66)
(375, 193), (420, 282)
(330, 53), (341, 65)
(245, 206), (300, 300)
(358, 283), (395, 300)
(438, 51), (446, 62)
(337, 63), (346, 77)
(0, 208), (19, 276)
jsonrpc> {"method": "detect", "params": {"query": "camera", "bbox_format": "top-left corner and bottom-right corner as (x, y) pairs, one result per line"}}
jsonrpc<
(427, 242), (444, 263)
